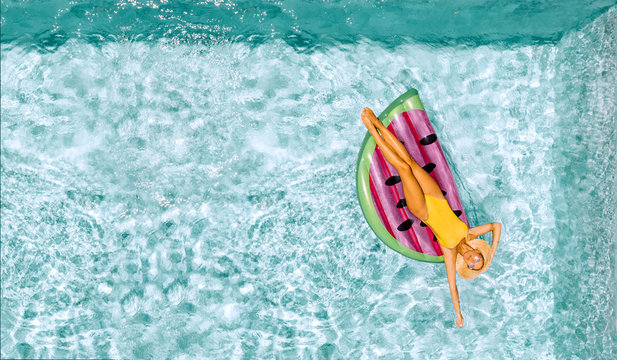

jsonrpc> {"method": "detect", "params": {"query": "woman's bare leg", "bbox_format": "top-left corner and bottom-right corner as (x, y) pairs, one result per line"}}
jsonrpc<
(362, 107), (445, 200)
(361, 110), (429, 221)
(363, 108), (416, 166)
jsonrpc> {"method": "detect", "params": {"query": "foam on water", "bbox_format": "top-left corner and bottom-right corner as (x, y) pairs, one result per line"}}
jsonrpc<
(2, 6), (616, 360)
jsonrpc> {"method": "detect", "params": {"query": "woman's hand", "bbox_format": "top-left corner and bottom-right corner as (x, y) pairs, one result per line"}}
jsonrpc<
(456, 313), (465, 328)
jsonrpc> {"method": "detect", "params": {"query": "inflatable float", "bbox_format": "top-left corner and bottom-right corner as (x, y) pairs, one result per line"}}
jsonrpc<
(356, 88), (470, 262)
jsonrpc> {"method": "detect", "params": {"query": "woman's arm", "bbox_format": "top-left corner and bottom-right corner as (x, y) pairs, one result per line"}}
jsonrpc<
(469, 222), (502, 265)
(438, 242), (465, 327)
(487, 223), (501, 265)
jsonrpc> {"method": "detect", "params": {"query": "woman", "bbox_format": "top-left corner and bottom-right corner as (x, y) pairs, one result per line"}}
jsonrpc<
(361, 107), (501, 327)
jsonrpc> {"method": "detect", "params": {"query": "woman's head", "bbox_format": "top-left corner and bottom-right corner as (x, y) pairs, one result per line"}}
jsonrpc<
(463, 249), (484, 270)
(455, 239), (491, 279)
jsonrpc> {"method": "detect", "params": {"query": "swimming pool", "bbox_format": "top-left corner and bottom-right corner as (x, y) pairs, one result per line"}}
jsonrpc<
(1, 1), (616, 358)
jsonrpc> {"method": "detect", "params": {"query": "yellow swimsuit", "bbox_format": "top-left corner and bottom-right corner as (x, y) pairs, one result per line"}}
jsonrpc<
(423, 194), (469, 248)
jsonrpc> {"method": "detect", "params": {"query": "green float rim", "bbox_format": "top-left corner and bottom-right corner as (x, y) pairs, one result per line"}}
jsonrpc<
(356, 88), (444, 263)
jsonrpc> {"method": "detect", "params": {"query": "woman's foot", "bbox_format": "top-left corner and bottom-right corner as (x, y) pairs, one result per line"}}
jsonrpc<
(363, 107), (383, 128)
(361, 108), (376, 130)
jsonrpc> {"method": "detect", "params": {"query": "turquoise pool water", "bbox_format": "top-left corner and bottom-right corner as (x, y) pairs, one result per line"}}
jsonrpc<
(2, 1), (616, 359)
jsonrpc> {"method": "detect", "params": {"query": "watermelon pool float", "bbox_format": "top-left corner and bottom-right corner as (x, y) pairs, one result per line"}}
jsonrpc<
(356, 89), (470, 262)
